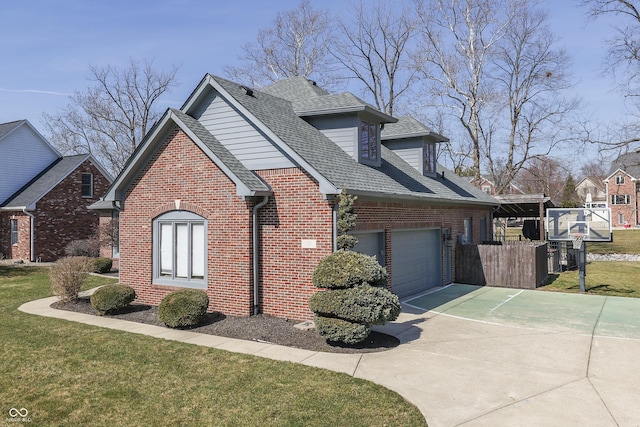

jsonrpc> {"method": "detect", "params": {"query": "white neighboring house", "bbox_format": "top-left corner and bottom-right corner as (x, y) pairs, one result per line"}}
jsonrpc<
(575, 176), (607, 209)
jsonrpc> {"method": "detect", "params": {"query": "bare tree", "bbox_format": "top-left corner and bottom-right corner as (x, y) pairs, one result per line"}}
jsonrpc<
(487, 1), (577, 193)
(43, 60), (178, 176)
(332, 0), (418, 115)
(224, 0), (337, 89)
(517, 155), (568, 204)
(580, 0), (640, 149)
(415, 0), (513, 183)
(580, 158), (608, 181)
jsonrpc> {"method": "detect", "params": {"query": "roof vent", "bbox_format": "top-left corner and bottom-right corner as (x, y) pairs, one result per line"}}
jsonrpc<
(239, 85), (254, 96)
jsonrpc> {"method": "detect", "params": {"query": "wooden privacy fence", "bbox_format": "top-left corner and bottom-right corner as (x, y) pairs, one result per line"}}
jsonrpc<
(455, 242), (548, 289)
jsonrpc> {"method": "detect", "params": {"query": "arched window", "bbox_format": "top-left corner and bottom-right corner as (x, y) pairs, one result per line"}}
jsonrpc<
(153, 211), (207, 288)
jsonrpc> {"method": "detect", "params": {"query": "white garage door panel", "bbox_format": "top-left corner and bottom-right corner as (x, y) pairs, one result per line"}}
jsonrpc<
(392, 229), (441, 297)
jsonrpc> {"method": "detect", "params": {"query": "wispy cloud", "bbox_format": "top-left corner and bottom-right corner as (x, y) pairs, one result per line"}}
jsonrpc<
(0, 88), (70, 96)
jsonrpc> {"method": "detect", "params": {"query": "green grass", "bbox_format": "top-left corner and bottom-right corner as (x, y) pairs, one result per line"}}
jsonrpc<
(541, 261), (640, 298)
(0, 265), (426, 426)
(587, 229), (640, 254)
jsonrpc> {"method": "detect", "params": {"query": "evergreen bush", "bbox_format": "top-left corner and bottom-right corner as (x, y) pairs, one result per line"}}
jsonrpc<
(314, 315), (371, 344)
(158, 289), (209, 328)
(90, 284), (136, 315)
(312, 250), (387, 289)
(309, 286), (400, 325)
(93, 257), (113, 274)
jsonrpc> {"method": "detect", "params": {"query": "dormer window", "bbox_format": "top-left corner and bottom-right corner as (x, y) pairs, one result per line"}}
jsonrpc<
(359, 121), (380, 165)
(424, 142), (436, 176)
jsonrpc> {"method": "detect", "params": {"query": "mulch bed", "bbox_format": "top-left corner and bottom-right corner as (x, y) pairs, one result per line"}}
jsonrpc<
(51, 297), (399, 354)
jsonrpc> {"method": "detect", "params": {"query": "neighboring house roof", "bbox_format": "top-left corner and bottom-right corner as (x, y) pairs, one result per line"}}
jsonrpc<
(0, 120), (24, 139)
(576, 176), (605, 192)
(1, 154), (91, 209)
(382, 115), (448, 142)
(261, 76), (329, 101)
(607, 151), (640, 179)
(101, 73), (498, 208)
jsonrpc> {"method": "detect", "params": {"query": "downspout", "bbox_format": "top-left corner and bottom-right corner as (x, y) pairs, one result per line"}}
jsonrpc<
(332, 202), (338, 252)
(22, 208), (35, 262)
(252, 196), (269, 316)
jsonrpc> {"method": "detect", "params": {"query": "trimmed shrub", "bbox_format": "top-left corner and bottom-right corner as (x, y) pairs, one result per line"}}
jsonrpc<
(90, 284), (136, 315)
(93, 257), (113, 274)
(309, 286), (400, 325)
(312, 250), (387, 289)
(64, 239), (101, 258)
(158, 289), (209, 328)
(49, 256), (93, 302)
(314, 316), (371, 344)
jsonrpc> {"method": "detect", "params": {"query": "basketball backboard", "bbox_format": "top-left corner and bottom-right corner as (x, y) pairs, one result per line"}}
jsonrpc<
(546, 208), (612, 242)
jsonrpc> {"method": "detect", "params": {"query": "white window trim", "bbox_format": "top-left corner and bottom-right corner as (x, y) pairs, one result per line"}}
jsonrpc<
(611, 194), (630, 205)
(615, 175), (625, 185)
(153, 211), (207, 289)
(10, 219), (18, 245)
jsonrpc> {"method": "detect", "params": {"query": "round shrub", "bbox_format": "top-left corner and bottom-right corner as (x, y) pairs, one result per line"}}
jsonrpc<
(309, 286), (400, 325)
(312, 250), (387, 289)
(158, 289), (209, 328)
(90, 284), (136, 315)
(93, 257), (113, 274)
(314, 316), (371, 344)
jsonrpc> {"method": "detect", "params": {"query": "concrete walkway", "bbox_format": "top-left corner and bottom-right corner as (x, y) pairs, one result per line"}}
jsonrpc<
(20, 286), (640, 427)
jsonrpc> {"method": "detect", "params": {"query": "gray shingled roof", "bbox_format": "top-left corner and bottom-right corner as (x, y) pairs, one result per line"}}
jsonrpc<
(1, 154), (89, 208)
(262, 76), (329, 102)
(292, 93), (395, 123)
(0, 120), (25, 140)
(170, 109), (271, 193)
(210, 75), (496, 205)
(608, 151), (640, 179)
(382, 115), (448, 142)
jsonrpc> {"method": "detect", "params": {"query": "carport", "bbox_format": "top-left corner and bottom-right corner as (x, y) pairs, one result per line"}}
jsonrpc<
(492, 193), (554, 240)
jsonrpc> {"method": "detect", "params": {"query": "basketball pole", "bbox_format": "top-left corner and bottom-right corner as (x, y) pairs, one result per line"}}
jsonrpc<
(579, 242), (586, 293)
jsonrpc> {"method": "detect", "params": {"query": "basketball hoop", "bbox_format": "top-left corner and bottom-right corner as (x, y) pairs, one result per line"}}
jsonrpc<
(571, 233), (584, 250)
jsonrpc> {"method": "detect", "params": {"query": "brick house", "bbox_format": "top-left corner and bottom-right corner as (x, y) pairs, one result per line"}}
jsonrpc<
(605, 151), (640, 227)
(472, 176), (524, 196)
(93, 74), (498, 320)
(0, 120), (112, 261)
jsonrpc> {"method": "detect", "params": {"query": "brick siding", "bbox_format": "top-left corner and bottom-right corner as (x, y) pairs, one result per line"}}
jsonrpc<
(607, 171), (638, 226)
(0, 159), (110, 262)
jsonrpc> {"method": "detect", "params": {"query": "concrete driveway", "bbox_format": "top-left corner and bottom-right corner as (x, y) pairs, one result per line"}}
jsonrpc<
(21, 284), (640, 426)
(363, 285), (640, 426)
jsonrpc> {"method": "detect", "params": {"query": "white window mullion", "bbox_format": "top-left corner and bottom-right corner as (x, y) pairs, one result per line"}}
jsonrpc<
(159, 223), (173, 276)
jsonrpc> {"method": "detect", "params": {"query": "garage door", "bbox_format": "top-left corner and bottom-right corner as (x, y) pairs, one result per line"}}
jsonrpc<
(353, 232), (384, 266)
(391, 229), (441, 297)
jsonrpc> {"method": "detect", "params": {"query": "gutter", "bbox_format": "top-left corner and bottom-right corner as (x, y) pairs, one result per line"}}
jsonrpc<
(22, 208), (35, 262)
(252, 196), (269, 316)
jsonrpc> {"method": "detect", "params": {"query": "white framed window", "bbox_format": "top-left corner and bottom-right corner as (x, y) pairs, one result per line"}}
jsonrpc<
(81, 173), (93, 198)
(618, 213), (625, 224)
(153, 211), (207, 288)
(482, 186), (491, 194)
(611, 194), (630, 205)
(424, 142), (437, 176)
(359, 121), (379, 163)
(10, 219), (18, 245)
(615, 175), (625, 185)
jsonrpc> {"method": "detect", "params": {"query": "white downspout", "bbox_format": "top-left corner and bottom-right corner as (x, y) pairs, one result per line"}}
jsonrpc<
(22, 208), (35, 262)
(252, 196), (269, 316)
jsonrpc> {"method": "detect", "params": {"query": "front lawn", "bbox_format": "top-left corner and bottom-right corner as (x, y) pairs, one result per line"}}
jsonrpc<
(586, 229), (640, 254)
(541, 261), (640, 298)
(0, 265), (426, 426)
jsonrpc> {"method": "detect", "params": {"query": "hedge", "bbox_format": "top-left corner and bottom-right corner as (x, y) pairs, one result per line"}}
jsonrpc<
(309, 286), (400, 325)
(90, 284), (136, 315)
(158, 289), (209, 328)
(93, 257), (113, 274)
(314, 315), (371, 344)
(312, 250), (387, 289)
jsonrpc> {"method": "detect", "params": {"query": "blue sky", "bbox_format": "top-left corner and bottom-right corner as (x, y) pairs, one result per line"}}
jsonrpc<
(0, 0), (627, 163)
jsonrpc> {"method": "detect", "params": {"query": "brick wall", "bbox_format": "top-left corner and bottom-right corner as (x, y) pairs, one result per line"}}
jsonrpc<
(354, 199), (493, 290)
(33, 159), (111, 261)
(119, 127), (255, 316)
(256, 168), (334, 320)
(0, 212), (31, 260)
(607, 172), (638, 226)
